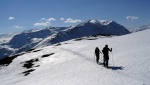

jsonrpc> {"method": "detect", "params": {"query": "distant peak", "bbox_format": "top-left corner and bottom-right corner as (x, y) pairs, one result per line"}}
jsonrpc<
(85, 19), (114, 25)
(98, 20), (113, 25)
(134, 25), (150, 32)
(88, 19), (99, 23)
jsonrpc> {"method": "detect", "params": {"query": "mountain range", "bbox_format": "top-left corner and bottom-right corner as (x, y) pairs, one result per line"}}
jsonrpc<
(0, 27), (67, 59)
(35, 20), (130, 47)
(0, 24), (150, 85)
(0, 19), (130, 59)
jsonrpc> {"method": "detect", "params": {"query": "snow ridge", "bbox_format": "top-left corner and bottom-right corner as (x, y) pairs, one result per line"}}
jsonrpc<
(134, 25), (150, 32)
(35, 19), (130, 48)
(0, 19), (130, 59)
(0, 27), (68, 59)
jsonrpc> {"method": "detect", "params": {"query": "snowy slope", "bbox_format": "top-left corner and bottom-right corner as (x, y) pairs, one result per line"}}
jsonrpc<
(0, 29), (150, 85)
(35, 20), (130, 47)
(0, 33), (18, 59)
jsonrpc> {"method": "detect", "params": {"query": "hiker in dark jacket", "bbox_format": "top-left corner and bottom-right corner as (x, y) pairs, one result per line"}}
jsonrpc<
(102, 45), (112, 68)
(95, 47), (101, 64)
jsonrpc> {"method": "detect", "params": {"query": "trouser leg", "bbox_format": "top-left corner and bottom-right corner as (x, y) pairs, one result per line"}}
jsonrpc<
(103, 58), (105, 66)
(106, 60), (108, 67)
(96, 57), (99, 63)
(96, 54), (99, 63)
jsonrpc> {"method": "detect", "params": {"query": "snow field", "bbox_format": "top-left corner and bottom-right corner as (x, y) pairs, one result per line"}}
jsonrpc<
(0, 29), (150, 85)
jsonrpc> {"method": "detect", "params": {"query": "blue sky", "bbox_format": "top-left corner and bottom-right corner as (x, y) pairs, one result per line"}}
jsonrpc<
(0, 0), (150, 33)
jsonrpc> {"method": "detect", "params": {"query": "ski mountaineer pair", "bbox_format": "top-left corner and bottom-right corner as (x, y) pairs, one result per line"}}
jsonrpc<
(94, 45), (113, 68)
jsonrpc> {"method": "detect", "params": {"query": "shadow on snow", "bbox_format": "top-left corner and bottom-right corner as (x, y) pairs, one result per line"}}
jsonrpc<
(107, 66), (124, 70)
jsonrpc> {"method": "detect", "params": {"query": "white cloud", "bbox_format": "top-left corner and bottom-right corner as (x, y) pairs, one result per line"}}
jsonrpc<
(41, 18), (56, 21)
(47, 18), (56, 21)
(9, 17), (14, 20)
(60, 18), (65, 20)
(41, 18), (46, 21)
(64, 18), (82, 23)
(34, 22), (50, 27)
(35, 18), (56, 27)
(14, 25), (24, 29)
(126, 16), (139, 21)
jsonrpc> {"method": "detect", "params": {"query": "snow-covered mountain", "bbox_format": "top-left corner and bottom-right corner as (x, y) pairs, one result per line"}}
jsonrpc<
(0, 28), (150, 85)
(0, 27), (67, 59)
(6, 27), (67, 48)
(35, 20), (130, 47)
(0, 20), (130, 59)
(133, 25), (150, 32)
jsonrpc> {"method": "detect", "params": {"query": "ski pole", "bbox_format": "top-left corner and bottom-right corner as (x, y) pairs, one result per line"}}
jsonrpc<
(111, 52), (115, 66)
(101, 53), (103, 63)
(94, 53), (95, 62)
(100, 53), (102, 63)
(99, 53), (101, 63)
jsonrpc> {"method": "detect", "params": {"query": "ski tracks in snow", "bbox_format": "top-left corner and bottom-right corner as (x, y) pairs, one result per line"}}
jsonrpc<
(54, 46), (148, 85)
(56, 47), (94, 63)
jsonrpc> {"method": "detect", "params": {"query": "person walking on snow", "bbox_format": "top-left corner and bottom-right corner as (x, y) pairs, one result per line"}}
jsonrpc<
(95, 47), (101, 64)
(102, 45), (112, 68)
